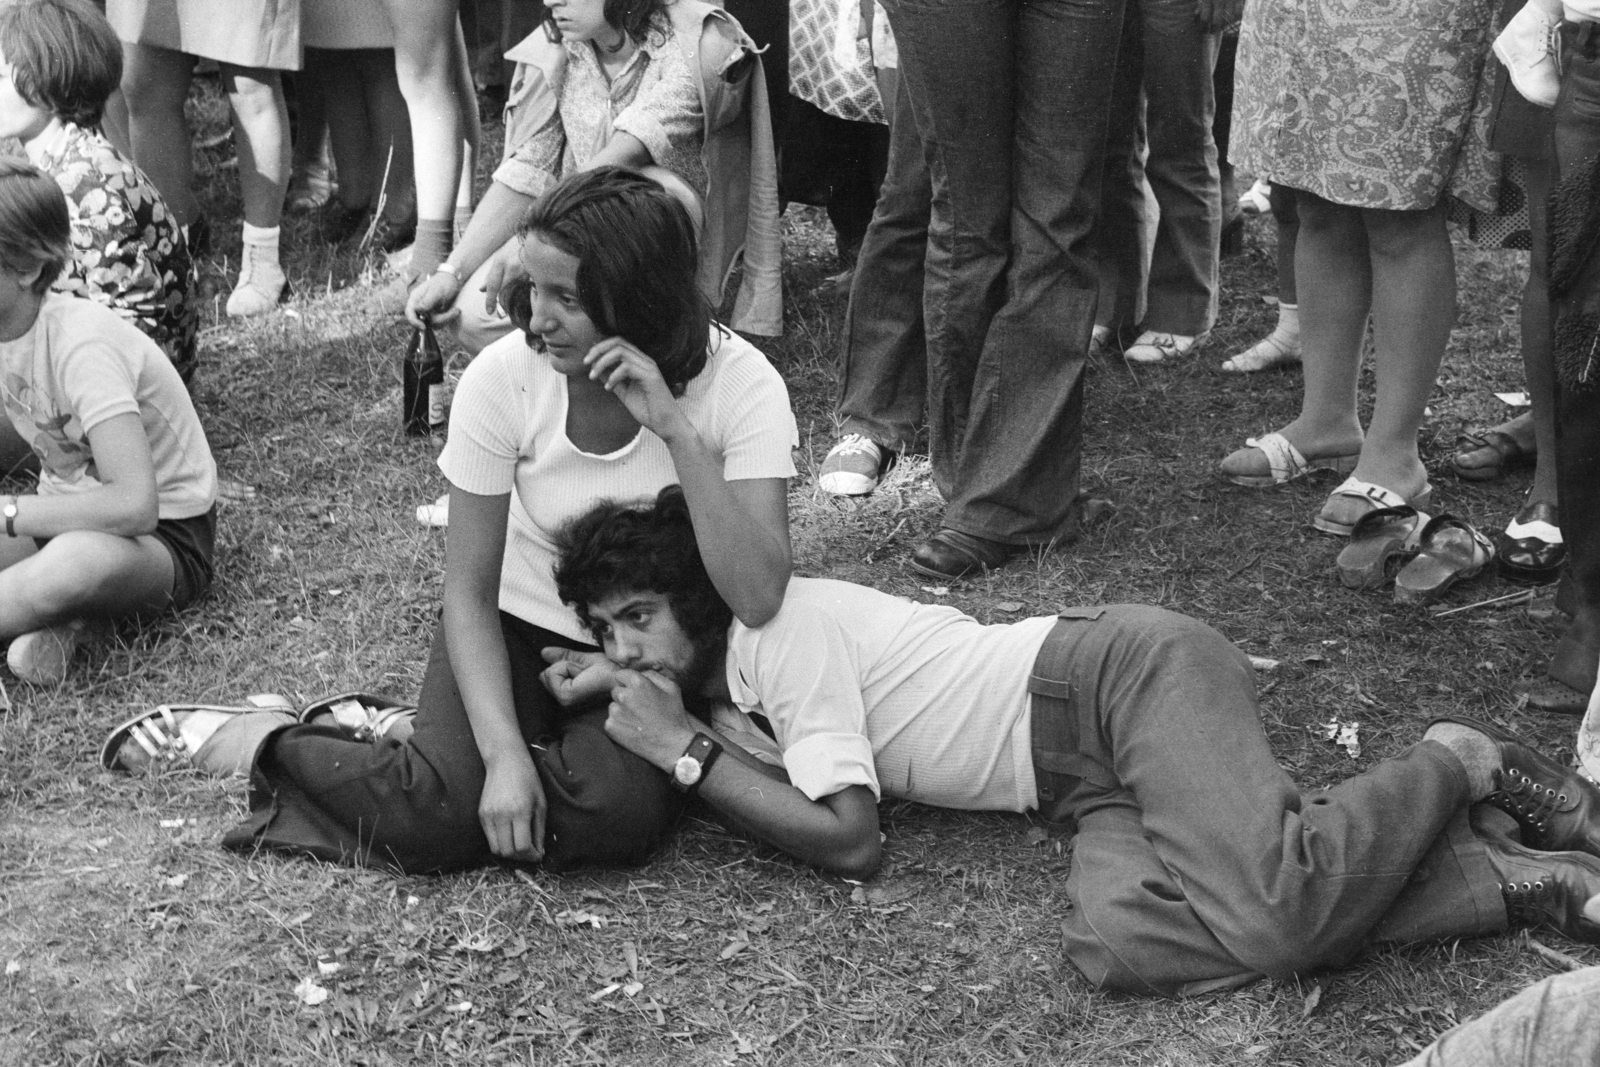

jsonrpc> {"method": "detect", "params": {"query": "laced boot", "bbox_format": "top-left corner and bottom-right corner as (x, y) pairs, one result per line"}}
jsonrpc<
(1479, 822), (1600, 945)
(1430, 714), (1600, 858)
(226, 228), (287, 317)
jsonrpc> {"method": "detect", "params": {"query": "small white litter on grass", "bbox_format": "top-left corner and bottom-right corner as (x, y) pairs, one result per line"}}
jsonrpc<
(294, 976), (329, 1005)
(1318, 719), (1362, 759)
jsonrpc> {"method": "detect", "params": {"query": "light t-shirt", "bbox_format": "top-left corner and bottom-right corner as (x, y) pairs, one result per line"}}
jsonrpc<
(0, 293), (215, 518)
(724, 578), (1055, 812)
(438, 325), (798, 641)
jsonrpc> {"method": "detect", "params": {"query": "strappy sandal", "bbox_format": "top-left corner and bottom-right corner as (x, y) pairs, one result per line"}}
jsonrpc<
(298, 691), (417, 742)
(101, 694), (296, 775)
(1335, 506), (1430, 589)
(1221, 432), (1360, 488)
(1393, 515), (1496, 604)
(1451, 430), (1532, 482)
(1312, 477), (1434, 537)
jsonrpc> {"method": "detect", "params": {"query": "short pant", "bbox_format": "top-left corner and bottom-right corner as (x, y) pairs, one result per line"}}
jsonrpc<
(32, 505), (216, 611)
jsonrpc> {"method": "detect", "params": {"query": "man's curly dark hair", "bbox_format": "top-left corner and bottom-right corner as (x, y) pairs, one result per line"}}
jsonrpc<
(554, 486), (734, 654)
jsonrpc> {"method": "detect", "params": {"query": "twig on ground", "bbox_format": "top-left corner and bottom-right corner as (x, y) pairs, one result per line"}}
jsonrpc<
(1432, 589), (1534, 618)
(1227, 551), (1265, 580)
(1526, 936), (1585, 971)
(863, 518), (909, 565)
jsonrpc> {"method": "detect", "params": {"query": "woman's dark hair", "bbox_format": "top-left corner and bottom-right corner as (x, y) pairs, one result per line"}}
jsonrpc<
(554, 486), (733, 651)
(511, 166), (710, 395)
(0, 159), (72, 293)
(0, 0), (123, 128)
(539, 0), (669, 50)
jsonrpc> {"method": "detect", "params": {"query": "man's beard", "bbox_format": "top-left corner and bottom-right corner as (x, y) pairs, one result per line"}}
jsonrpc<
(673, 630), (727, 699)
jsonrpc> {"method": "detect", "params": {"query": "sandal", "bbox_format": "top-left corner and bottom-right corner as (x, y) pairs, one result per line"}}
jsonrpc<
(101, 694), (296, 775)
(1518, 676), (1592, 715)
(1335, 506), (1429, 589)
(1393, 515), (1496, 604)
(298, 691), (417, 742)
(1451, 429), (1533, 482)
(1312, 477), (1434, 537)
(1221, 432), (1360, 489)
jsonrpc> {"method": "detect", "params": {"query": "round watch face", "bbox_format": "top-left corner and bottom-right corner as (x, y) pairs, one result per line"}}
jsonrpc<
(673, 754), (703, 787)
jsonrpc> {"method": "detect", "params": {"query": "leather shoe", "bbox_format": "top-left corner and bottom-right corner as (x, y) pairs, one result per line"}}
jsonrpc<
(1498, 500), (1565, 585)
(1478, 815), (1600, 944)
(1518, 676), (1592, 715)
(911, 528), (1021, 580)
(1432, 714), (1600, 858)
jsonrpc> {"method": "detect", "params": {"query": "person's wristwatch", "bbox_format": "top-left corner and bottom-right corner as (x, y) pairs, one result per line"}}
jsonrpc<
(671, 733), (723, 794)
(4, 496), (17, 538)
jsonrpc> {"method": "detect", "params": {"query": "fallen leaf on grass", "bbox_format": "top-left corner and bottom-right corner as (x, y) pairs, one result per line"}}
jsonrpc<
(555, 909), (607, 929)
(850, 883), (918, 907)
(1247, 656), (1279, 672)
(588, 983), (622, 1002)
(317, 960), (342, 977)
(294, 976), (330, 1006)
(994, 601), (1023, 613)
(164, 873), (188, 888)
(623, 981), (644, 997)
(718, 937), (749, 960)
(1023, 827), (1049, 847)
(1301, 983), (1323, 1018)
(5, 960), (19, 976)
(445, 1001), (473, 1013)
(501, 936), (529, 959)
(919, 585), (949, 597)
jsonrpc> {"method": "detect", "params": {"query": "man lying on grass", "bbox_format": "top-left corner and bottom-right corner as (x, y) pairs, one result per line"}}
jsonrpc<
(544, 487), (1600, 997)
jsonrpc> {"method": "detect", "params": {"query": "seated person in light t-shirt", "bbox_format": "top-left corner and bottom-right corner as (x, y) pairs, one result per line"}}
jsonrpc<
(540, 489), (1600, 998)
(0, 160), (217, 684)
(100, 169), (797, 877)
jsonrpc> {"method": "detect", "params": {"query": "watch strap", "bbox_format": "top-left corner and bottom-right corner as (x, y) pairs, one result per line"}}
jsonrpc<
(5, 496), (15, 538)
(673, 732), (723, 794)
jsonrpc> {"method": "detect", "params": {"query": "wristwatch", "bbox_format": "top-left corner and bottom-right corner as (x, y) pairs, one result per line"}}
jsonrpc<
(671, 733), (723, 794)
(4, 496), (17, 538)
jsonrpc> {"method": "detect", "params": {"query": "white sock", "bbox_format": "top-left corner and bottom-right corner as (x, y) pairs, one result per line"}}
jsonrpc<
(1422, 723), (1499, 799)
(241, 223), (281, 260)
(1273, 303), (1300, 344)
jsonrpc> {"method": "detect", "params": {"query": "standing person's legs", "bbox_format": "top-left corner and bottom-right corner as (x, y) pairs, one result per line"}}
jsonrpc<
(1222, 184), (1301, 371)
(119, 42), (200, 227)
(1134, 0), (1219, 340)
(830, 71), (933, 473)
(381, 0), (480, 278)
(219, 63), (291, 316)
(1091, 0), (1151, 347)
(933, 0), (1124, 549)
(225, 613), (684, 872)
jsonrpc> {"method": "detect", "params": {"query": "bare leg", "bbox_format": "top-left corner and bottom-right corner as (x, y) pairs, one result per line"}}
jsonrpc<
(120, 43), (199, 227)
(218, 65), (290, 229)
(0, 531), (174, 638)
(1218, 189), (1366, 476)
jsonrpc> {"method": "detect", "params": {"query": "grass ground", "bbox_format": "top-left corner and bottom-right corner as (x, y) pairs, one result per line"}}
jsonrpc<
(2, 83), (1596, 1066)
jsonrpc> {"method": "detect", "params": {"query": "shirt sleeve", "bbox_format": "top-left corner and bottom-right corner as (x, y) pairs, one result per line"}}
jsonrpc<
(493, 108), (567, 199)
(739, 601), (880, 801)
(437, 345), (527, 495)
(711, 335), (798, 482)
(55, 331), (140, 435)
(611, 41), (705, 165)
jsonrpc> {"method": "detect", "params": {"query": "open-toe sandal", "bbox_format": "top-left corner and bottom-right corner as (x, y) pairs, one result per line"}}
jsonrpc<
(1222, 432), (1359, 489)
(1335, 506), (1429, 590)
(1451, 430), (1532, 482)
(101, 695), (295, 775)
(1312, 477), (1434, 537)
(1393, 515), (1496, 605)
(299, 691), (417, 742)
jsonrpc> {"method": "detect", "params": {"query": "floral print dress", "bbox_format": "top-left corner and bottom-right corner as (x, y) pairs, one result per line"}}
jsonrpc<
(30, 122), (198, 384)
(1232, 0), (1501, 213)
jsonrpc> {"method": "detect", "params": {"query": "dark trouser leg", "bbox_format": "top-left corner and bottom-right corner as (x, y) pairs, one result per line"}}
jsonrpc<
(888, 0), (1123, 541)
(1138, 0), (1219, 335)
(836, 70), (932, 454)
(1547, 26), (1600, 693)
(1032, 607), (1503, 993)
(1092, 0), (1151, 336)
(224, 614), (683, 873)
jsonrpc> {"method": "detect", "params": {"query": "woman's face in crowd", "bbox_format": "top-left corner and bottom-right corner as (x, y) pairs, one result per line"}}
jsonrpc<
(518, 234), (603, 376)
(0, 47), (53, 144)
(547, 0), (616, 46)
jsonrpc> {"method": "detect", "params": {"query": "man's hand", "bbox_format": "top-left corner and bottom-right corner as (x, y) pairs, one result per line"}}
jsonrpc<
(478, 752), (547, 863)
(1196, 0), (1243, 33)
(540, 647), (620, 708)
(483, 243), (527, 319)
(604, 669), (700, 768)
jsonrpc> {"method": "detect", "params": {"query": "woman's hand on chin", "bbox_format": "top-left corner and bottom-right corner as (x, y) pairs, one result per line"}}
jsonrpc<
(584, 337), (691, 440)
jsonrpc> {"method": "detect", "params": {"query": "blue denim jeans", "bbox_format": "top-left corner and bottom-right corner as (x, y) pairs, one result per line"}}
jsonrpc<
(1399, 967), (1600, 1067)
(836, 67), (931, 454)
(881, 0), (1124, 544)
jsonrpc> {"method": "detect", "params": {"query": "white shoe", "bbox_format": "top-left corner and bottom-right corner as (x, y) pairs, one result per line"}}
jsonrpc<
(818, 434), (891, 496)
(1238, 178), (1272, 215)
(225, 241), (287, 317)
(1493, 2), (1561, 109)
(416, 493), (449, 528)
(8, 621), (82, 685)
(1124, 331), (1201, 364)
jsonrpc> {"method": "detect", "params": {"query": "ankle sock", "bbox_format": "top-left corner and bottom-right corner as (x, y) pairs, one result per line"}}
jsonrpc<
(412, 218), (453, 277)
(1275, 302), (1299, 342)
(241, 222), (281, 260)
(1423, 723), (1500, 798)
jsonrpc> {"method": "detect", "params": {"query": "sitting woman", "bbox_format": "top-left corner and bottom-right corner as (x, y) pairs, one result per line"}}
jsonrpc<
(404, 0), (780, 355)
(0, 162), (217, 685)
(0, 0), (197, 384)
(104, 168), (797, 873)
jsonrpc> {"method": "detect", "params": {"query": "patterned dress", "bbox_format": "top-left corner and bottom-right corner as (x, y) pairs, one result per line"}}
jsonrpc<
(29, 122), (198, 384)
(1232, 0), (1501, 213)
